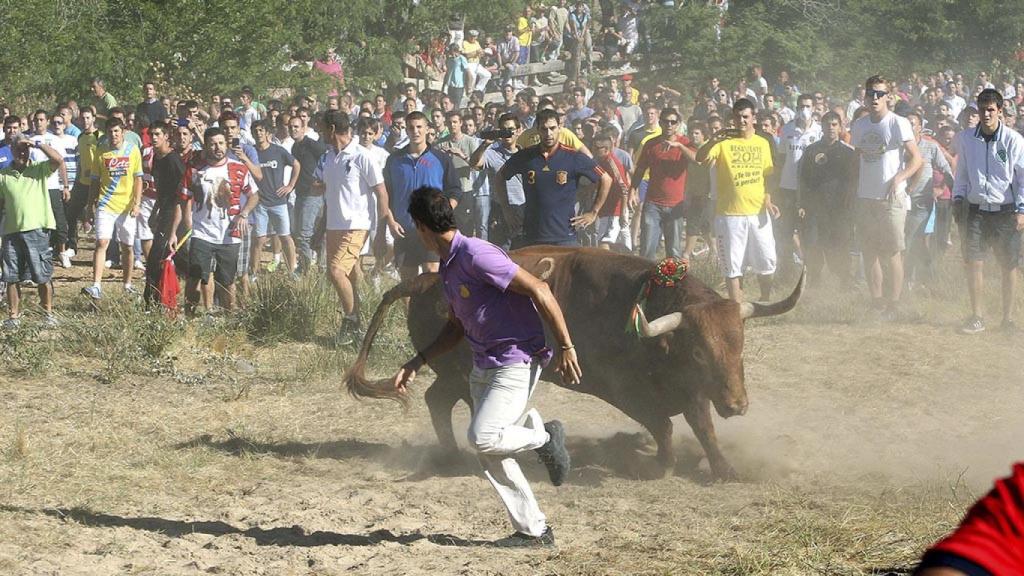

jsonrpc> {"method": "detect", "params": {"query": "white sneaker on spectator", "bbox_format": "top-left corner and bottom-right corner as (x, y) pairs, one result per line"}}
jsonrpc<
(134, 259), (146, 272)
(60, 251), (72, 268)
(81, 285), (102, 300)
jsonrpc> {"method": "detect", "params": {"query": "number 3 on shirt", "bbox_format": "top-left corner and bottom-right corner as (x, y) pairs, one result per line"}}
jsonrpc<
(527, 170), (536, 184)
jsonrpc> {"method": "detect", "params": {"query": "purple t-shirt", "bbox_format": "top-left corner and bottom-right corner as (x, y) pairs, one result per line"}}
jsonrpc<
(440, 232), (552, 369)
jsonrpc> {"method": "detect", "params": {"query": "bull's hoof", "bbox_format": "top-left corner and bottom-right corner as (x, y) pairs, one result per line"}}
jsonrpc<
(710, 460), (740, 482)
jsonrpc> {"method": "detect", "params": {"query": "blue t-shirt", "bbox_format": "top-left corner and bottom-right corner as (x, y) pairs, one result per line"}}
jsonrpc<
(446, 55), (468, 89)
(383, 145), (462, 229)
(0, 145), (12, 170)
(501, 144), (604, 246)
(254, 143), (295, 206)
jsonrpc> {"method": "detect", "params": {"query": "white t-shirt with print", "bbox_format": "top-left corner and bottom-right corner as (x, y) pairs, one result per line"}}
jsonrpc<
(779, 120), (821, 190)
(851, 112), (913, 206)
(185, 159), (256, 245)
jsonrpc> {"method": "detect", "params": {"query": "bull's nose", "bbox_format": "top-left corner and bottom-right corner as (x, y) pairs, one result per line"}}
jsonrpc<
(727, 400), (748, 417)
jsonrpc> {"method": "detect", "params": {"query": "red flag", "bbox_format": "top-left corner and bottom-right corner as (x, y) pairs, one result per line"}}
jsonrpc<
(160, 231), (192, 316)
(160, 257), (180, 314)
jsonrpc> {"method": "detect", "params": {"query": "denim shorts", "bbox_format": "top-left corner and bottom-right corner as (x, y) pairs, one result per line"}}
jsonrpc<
(2, 228), (53, 284)
(252, 203), (291, 237)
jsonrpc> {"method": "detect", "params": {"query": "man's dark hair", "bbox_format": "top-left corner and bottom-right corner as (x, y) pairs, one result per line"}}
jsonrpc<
(408, 186), (456, 233)
(820, 111), (841, 125)
(322, 109), (351, 133)
(241, 86), (254, 97)
(796, 93), (814, 107)
(204, 126), (225, 142)
(108, 106), (125, 118)
(497, 112), (521, 129)
(391, 110), (407, 122)
(659, 107), (679, 121)
(406, 110), (428, 124)
(536, 108), (559, 127)
(4, 115), (20, 127)
(219, 110), (239, 124)
(184, 99), (200, 110)
(356, 116), (381, 134)
(251, 119), (272, 134)
(977, 88), (1004, 110)
(106, 117), (125, 131)
(444, 109), (462, 121)
(33, 109), (48, 119)
(733, 98), (756, 115)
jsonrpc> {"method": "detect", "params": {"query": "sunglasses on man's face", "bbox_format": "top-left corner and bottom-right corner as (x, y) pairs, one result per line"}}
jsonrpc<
(866, 89), (888, 99)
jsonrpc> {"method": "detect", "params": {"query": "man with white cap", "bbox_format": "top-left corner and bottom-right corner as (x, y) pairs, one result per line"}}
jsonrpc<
(462, 30), (492, 96)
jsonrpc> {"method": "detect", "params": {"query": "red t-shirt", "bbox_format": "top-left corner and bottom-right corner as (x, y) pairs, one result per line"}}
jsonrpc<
(925, 462), (1024, 575)
(636, 135), (691, 207)
(597, 152), (630, 217)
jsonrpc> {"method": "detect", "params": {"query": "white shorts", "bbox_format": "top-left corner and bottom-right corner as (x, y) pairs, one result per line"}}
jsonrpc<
(596, 215), (632, 251)
(715, 213), (776, 279)
(95, 208), (136, 245)
(136, 196), (156, 241)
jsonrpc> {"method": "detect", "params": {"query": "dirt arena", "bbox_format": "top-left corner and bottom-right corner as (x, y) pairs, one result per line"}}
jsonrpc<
(0, 251), (1020, 575)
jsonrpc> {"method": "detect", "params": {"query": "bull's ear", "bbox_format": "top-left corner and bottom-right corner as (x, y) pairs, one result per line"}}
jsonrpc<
(657, 333), (673, 355)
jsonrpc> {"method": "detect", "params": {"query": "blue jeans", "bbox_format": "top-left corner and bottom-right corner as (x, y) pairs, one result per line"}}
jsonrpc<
(292, 195), (323, 272)
(640, 201), (685, 260)
(471, 195), (491, 241)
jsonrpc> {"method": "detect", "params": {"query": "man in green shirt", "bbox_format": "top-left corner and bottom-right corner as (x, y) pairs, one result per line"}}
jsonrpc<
(91, 78), (118, 123)
(0, 135), (65, 328)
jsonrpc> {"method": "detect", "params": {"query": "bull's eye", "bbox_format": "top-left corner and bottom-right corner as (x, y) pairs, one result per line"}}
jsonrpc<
(692, 347), (709, 366)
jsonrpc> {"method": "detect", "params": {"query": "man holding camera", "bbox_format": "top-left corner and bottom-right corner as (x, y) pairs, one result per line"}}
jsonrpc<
(0, 135), (64, 328)
(471, 113), (525, 249)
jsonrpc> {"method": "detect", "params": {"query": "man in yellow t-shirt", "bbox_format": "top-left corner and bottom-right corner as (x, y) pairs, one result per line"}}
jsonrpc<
(461, 29), (492, 95)
(516, 6), (533, 64)
(83, 117), (143, 300)
(697, 98), (780, 303)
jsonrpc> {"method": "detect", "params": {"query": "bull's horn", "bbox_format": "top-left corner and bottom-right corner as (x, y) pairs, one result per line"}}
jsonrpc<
(635, 305), (684, 338)
(740, 268), (806, 320)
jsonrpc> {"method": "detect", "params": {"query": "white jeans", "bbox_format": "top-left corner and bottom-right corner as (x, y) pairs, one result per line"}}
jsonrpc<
(467, 63), (492, 93)
(468, 360), (549, 537)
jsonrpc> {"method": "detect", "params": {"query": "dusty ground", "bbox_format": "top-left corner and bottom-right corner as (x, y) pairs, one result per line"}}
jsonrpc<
(0, 246), (1020, 575)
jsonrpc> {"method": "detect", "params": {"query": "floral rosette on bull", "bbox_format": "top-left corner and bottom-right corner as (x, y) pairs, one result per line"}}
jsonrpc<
(629, 257), (689, 335)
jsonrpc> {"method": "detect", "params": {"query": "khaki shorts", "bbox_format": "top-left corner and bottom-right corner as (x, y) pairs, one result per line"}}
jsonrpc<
(856, 198), (906, 255)
(326, 229), (368, 276)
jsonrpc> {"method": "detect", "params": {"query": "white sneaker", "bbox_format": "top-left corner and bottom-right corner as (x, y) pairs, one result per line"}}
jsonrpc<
(134, 259), (146, 272)
(60, 251), (72, 268)
(81, 285), (102, 299)
(104, 260), (113, 269)
(64, 248), (76, 258)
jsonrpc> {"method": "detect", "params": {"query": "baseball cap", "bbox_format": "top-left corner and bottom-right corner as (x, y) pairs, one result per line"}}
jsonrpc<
(622, 74), (634, 81)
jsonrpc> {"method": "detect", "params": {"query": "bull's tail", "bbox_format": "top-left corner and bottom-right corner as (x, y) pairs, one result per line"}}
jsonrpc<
(344, 273), (440, 408)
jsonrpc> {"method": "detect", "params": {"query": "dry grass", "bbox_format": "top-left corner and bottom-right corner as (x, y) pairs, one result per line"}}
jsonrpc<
(0, 242), (1020, 574)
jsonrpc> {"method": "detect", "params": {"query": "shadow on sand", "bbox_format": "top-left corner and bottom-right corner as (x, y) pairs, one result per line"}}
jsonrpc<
(176, 430), (715, 486)
(0, 504), (491, 548)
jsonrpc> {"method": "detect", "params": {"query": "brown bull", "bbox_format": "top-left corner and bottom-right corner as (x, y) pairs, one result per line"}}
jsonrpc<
(346, 246), (803, 480)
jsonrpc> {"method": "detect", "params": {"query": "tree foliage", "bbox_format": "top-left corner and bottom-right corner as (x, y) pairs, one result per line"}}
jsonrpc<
(0, 0), (1021, 110)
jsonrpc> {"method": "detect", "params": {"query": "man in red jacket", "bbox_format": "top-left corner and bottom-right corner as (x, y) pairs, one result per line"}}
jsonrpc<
(915, 463), (1024, 575)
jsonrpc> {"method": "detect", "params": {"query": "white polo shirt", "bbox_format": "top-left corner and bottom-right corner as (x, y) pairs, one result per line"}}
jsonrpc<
(315, 138), (384, 231)
(953, 123), (1024, 213)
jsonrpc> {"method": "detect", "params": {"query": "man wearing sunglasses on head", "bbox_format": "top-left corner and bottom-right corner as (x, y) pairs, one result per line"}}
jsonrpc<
(850, 75), (923, 320)
(630, 107), (695, 260)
